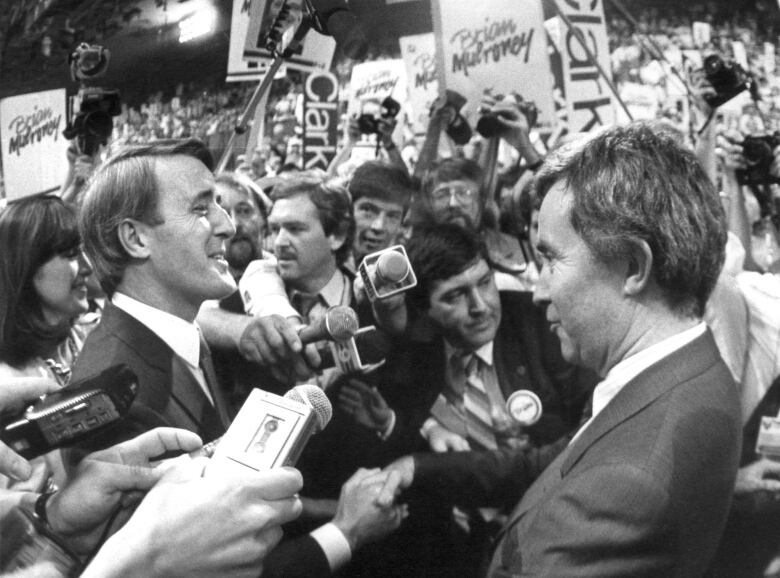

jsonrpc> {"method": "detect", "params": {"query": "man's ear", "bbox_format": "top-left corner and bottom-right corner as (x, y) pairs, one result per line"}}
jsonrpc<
(328, 227), (348, 253)
(623, 239), (653, 296)
(118, 219), (152, 259)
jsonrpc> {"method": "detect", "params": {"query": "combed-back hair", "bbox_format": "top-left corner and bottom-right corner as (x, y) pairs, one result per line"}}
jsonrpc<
(405, 222), (489, 311)
(348, 160), (414, 211)
(270, 175), (354, 266)
(0, 195), (81, 366)
(79, 138), (213, 296)
(533, 122), (726, 318)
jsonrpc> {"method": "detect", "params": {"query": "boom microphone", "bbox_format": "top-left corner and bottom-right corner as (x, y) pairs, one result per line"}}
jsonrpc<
(297, 305), (359, 343)
(306, 0), (368, 60)
(206, 384), (332, 471)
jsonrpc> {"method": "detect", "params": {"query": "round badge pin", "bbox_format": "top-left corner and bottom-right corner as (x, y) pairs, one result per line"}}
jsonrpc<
(506, 390), (543, 426)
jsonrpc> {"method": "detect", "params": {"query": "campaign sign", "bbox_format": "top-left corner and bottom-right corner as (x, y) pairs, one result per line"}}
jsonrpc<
(399, 33), (439, 136)
(302, 71), (340, 171)
(431, 0), (555, 133)
(1, 88), (68, 199)
(556, 0), (616, 132)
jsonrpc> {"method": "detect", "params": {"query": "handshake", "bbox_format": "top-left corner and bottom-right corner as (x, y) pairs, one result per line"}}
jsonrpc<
(0, 377), (407, 578)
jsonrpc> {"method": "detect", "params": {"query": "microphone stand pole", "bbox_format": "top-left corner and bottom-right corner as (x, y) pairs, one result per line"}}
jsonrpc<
(547, 0), (634, 121)
(216, 14), (315, 174)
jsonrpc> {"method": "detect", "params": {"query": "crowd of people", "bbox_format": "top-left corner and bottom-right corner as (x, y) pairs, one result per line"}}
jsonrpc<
(4, 1), (780, 577)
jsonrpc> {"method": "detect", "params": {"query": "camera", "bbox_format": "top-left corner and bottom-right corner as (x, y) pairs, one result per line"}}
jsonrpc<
(62, 43), (122, 156)
(703, 54), (750, 108)
(0, 364), (138, 459)
(476, 97), (539, 139)
(357, 96), (401, 135)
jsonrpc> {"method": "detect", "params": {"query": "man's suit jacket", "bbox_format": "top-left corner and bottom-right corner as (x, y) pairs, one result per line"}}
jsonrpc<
(68, 302), (231, 453)
(386, 291), (594, 450)
(413, 330), (741, 577)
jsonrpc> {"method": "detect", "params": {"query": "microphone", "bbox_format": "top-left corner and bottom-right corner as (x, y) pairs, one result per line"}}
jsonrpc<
(297, 305), (359, 343)
(306, 0), (368, 60)
(318, 325), (390, 374)
(358, 245), (418, 302)
(205, 384), (332, 471)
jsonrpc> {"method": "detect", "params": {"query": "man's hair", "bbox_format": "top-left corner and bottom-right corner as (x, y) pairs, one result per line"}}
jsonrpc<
(421, 157), (484, 197)
(215, 172), (268, 222)
(410, 157), (489, 228)
(79, 138), (213, 296)
(534, 122), (726, 318)
(270, 176), (354, 266)
(349, 160), (414, 211)
(0, 196), (81, 366)
(405, 223), (489, 311)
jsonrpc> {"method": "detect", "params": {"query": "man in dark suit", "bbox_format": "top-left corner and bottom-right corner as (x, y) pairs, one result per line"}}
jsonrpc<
(372, 223), (592, 456)
(377, 123), (742, 576)
(69, 139), (236, 450)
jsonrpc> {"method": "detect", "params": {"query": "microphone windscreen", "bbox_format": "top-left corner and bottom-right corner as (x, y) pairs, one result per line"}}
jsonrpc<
(376, 251), (410, 284)
(324, 305), (359, 341)
(286, 384), (332, 432)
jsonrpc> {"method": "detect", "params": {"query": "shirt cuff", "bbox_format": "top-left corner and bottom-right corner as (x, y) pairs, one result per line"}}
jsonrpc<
(310, 522), (352, 572)
(378, 410), (397, 440)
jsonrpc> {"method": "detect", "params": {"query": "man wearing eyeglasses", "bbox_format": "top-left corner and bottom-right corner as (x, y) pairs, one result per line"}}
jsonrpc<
(414, 157), (531, 291)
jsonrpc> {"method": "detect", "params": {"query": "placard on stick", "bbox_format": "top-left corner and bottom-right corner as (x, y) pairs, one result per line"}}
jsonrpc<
(430, 0), (555, 134)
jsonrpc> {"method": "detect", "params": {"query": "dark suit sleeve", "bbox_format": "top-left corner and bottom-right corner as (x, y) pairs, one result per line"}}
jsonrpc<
(261, 534), (332, 578)
(412, 436), (569, 508)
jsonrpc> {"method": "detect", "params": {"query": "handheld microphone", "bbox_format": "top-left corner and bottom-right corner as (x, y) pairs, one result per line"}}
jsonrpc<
(305, 0), (368, 59)
(318, 325), (390, 374)
(207, 384), (332, 471)
(358, 245), (418, 302)
(297, 305), (359, 344)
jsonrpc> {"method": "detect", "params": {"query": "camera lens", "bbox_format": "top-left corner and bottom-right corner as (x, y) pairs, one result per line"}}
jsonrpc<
(83, 111), (113, 139)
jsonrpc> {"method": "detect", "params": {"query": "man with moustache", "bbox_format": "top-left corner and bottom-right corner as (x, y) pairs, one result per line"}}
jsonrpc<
(67, 139), (236, 451)
(377, 123), (741, 576)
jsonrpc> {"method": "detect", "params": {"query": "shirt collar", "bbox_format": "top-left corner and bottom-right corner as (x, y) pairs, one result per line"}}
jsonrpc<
(444, 339), (494, 368)
(591, 322), (707, 418)
(112, 292), (201, 368)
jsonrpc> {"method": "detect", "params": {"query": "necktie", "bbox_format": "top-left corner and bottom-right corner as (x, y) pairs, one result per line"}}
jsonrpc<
(198, 334), (231, 430)
(460, 354), (498, 450)
(291, 291), (319, 321)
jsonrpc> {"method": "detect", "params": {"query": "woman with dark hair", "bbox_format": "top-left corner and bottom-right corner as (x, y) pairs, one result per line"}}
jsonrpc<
(0, 195), (96, 490)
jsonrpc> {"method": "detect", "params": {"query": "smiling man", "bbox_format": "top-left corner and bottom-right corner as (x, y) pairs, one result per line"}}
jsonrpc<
(378, 123), (741, 577)
(68, 139), (236, 450)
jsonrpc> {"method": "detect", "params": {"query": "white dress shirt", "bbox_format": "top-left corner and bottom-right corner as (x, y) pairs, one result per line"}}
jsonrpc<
(112, 292), (213, 404)
(571, 323), (707, 443)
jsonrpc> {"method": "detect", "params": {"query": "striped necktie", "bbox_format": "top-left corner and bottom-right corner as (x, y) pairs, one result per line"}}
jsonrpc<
(460, 354), (498, 450)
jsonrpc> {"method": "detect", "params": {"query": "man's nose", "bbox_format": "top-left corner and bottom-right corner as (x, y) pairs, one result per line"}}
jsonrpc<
(533, 267), (550, 307)
(78, 251), (93, 276)
(468, 288), (488, 313)
(371, 212), (386, 231)
(213, 204), (236, 239)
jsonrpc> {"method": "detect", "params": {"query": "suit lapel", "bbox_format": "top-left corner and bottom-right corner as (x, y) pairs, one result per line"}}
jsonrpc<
(104, 303), (228, 439)
(500, 330), (721, 531)
(560, 330), (721, 476)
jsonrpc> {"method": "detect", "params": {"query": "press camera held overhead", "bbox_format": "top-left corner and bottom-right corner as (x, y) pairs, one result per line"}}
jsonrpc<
(62, 43), (122, 156)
